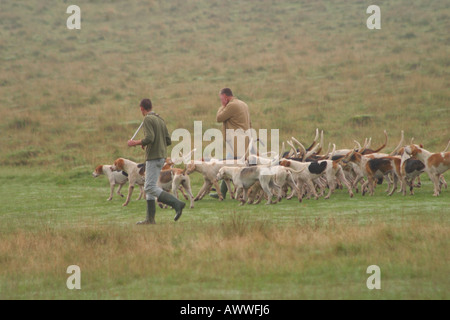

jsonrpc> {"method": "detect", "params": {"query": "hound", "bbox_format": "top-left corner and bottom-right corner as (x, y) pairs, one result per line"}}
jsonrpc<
(158, 168), (195, 209)
(217, 165), (301, 205)
(186, 159), (246, 201)
(111, 158), (145, 206)
(92, 165), (129, 201)
(399, 151), (426, 195)
(240, 165), (303, 203)
(280, 158), (354, 200)
(342, 151), (403, 196)
(162, 158), (175, 170)
(404, 144), (450, 196)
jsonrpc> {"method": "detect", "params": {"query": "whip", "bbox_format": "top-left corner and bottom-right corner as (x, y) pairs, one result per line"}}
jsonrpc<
(130, 121), (144, 140)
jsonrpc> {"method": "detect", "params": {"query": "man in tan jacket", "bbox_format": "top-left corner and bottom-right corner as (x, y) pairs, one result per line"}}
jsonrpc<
(216, 88), (252, 159)
(212, 88), (253, 199)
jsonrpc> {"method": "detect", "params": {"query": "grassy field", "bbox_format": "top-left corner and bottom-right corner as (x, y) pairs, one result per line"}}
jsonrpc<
(0, 0), (449, 300)
(0, 168), (448, 300)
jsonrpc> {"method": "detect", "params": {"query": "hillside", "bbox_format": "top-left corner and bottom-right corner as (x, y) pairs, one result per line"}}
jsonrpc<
(0, 0), (449, 168)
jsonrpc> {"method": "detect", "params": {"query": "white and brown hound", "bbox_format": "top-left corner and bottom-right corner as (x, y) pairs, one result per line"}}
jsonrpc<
(404, 144), (450, 196)
(111, 158), (145, 206)
(92, 165), (129, 201)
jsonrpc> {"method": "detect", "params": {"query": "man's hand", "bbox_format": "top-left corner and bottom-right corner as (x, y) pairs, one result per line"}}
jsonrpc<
(220, 94), (230, 107)
(128, 139), (139, 147)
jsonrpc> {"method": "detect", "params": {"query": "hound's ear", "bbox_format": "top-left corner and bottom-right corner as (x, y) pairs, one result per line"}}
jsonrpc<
(95, 165), (103, 174)
(280, 160), (290, 167)
(419, 144), (424, 148)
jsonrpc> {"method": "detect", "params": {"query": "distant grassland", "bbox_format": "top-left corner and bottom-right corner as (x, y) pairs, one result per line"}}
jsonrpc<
(0, 0), (449, 169)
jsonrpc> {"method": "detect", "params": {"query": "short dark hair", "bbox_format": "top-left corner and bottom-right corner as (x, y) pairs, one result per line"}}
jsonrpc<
(220, 88), (233, 97)
(140, 98), (152, 111)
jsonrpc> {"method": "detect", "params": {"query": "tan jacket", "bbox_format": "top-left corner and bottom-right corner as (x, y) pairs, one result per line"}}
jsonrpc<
(216, 97), (252, 158)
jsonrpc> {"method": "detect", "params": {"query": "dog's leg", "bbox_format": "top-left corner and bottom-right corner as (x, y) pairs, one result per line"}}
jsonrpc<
(277, 182), (285, 203)
(224, 178), (235, 199)
(108, 183), (115, 201)
(286, 189), (295, 200)
(178, 186), (189, 200)
(180, 178), (195, 209)
(429, 173), (441, 196)
(254, 190), (264, 204)
(400, 175), (408, 196)
(408, 178), (415, 195)
(212, 180), (224, 201)
(306, 179), (319, 200)
(352, 174), (364, 193)
(440, 175), (448, 189)
(117, 183), (125, 198)
(338, 168), (353, 198)
(387, 173), (398, 196)
(171, 179), (180, 199)
(385, 173), (393, 193)
(361, 178), (370, 196)
(259, 177), (274, 205)
(261, 184), (273, 205)
(287, 179), (302, 202)
(324, 174), (335, 200)
(199, 182), (213, 200)
(414, 176), (422, 188)
(194, 181), (209, 201)
(123, 185), (134, 206)
(234, 186), (242, 203)
(239, 187), (248, 206)
(136, 185), (144, 200)
(185, 186), (195, 209)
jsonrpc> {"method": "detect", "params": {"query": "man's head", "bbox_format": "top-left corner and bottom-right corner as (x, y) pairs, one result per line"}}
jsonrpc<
(219, 88), (233, 107)
(140, 98), (152, 115)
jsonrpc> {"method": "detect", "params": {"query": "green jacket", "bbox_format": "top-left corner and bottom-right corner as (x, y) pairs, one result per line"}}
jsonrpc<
(141, 112), (171, 161)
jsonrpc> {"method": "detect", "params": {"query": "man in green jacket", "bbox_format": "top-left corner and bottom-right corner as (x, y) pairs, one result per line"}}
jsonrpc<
(128, 98), (185, 224)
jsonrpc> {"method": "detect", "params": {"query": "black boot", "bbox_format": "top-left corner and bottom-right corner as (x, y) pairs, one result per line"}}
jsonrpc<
(209, 181), (228, 199)
(220, 180), (228, 198)
(137, 200), (156, 225)
(157, 191), (186, 221)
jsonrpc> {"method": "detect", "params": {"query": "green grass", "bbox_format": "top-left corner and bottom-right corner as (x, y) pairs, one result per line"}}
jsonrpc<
(0, 168), (448, 299)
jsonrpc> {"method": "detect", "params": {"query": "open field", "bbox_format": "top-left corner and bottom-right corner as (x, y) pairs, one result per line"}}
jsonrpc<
(0, 168), (448, 299)
(0, 0), (449, 300)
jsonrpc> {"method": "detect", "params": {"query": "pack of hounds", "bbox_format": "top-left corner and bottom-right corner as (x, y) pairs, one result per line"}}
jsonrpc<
(93, 129), (450, 207)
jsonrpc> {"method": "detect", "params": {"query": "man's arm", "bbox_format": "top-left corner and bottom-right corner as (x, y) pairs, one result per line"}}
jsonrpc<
(216, 103), (236, 123)
(128, 117), (154, 148)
